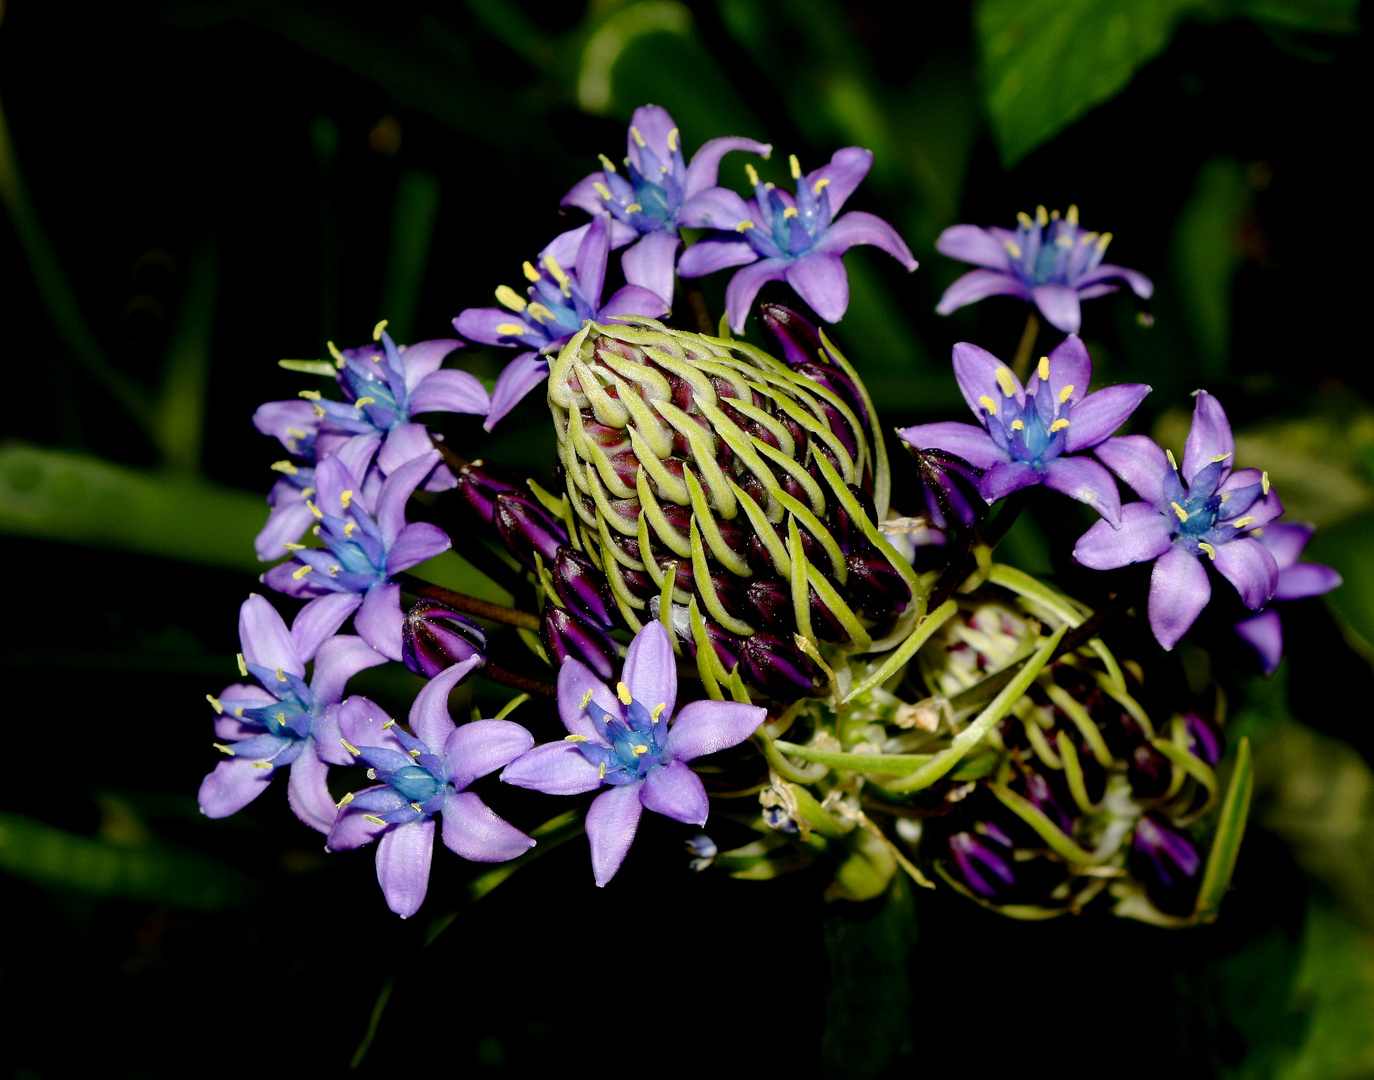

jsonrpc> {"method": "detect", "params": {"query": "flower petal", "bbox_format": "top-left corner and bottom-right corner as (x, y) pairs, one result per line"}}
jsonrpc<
(640, 759), (708, 825)
(256, 498), (316, 562)
(1035, 334), (1092, 405)
(287, 747), (337, 833)
(356, 583), (405, 661)
(575, 213), (611, 308)
(1031, 284), (1082, 333)
(374, 450), (440, 546)
(815, 211), (917, 271)
(1075, 262), (1154, 299)
(1181, 391), (1234, 483)
(676, 235), (758, 279)
(785, 251), (850, 323)
(398, 338), (463, 392)
(443, 718), (534, 789)
(951, 341), (1021, 418)
(1095, 434), (1174, 505)
(1274, 562), (1341, 601)
(600, 284), (671, 323)
(623, 620), (676, 719)
(556, 656), (621, 739)
(386, 521), (451, 576)
(1254, 521), (1312, 569)
(1234, 610), (1283, 673)
(453, 306), (531, 347)
(724, 258), (790, 333)
(585, 783), (644, 887)
(1064, 384), (1151, 452)
(1041, 456), (1123, 525)
(978, 460), (1040, 502)
(327, 800), (390, 851)
(334, 695), (401, 755)
(377, 422), (441, 479)
(664, 699), (767, 762)
(627, 105), (678, 168)
(291, 593), (364, 662)
(376, 816), (435, 918)
(409, 368), (490, 416)
(620, 231), (681, 305)
(897, 421), (1004, 469)
(684, 135), (772, 198)
(1074, 501), (1173, 569)
(1149, 546), (1211, 650)
(238, 594), (302, 676)
(677, 187), (754, 231)
(500, 741), (605, 795)
(309, 631), (385, 707)
(1212, 535), (1279, 610)
(253, 399), (320, 452)
(935, 269), (1030, 316)
(809, 146), (872, 214)
(936, 225), (1011, 270)
(409, 657), (482, 750)
(482, 351), (547, 432)
(559, 173), (606, 217)
(440, 790), (535, 862)
(198, 758), (275, 818)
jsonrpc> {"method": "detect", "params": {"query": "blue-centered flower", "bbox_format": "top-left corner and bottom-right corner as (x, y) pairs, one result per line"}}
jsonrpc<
(675, 148), (917, 332)
(898, 336), (1150, 523)
(198, 594), (386, 831)
(935, 205), (1153, 333)
(454, 213), (669, 430)
(326, 661), (535, 918)
(501, 620), (767, 887)
(1075, 391), (1284, 650)
(546, 104), (772, 303)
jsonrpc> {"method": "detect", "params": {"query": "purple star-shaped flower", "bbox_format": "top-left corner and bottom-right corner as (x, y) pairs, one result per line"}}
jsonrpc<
(1234, 522), (1341, 672)
(676, 148), (917, 333)
(898, 336), (1149, 523)
(501, 620), (767, 887)
(326, 661), (536, 918)
(546, 104), (772, 303)
(198, 593), (387, 831)
(453, 213), (669, 430)
(1075, 391), (1284, 650)
(262, 450), (452, 660)
(935, 205), (1153, 333)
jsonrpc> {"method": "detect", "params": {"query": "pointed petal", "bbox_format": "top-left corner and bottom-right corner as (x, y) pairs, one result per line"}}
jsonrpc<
(575, 213), (611, 308)
(676, 186), (753, 230)
(1212, 536), (1279, 610)
(334, 695), (401, 755)
(356, 583), (405, 661)
(725, 258), (790, 333)
(409, 657), (482, 750)
(1234, 610), (1284, 673)
(620, 231), (681, 304)
(585, 784), (644, 887)
(1041, 456), (1123, 525)
(398, 338), (462, 392)
(198, 757), (274, 819)
(386, 521), (451, 576)
(627, 105), (678, 164)
(1149, 546), (1211, 650)
(936, 225), (1011, 270)
(253, 399), (320, 452)
(441, 790), (535, 862)
(1254, 521), (1313, 570)
(1064, 384), (1151, 452)
(1094, 434), (1174, 505)
(1037, 335), (1092, 405)
(453, 306), (531, 347)
(623, 620), (676, 718)
(1274, 562), (1341, 601)
(287, 748), (337, 833)
(444, 719), (536, 789)
(327, 801), (390, 851)
(375, 450), (440, 546)
(952, 341), (1021, 418)
(809, 146), (872, 214)
(308, 631), (385, 706)
(640, 760), (708, 825)
(376, 817), (434, 918)
(1074, 502), (1173, 569)
(600, 284), (671, 323)
(936, 269), (1030, 316)
(664, 700), (767, 762)
(784, 251), (850, 323)
(238, 594), (301, 676)
(501, 742), (604, 795)
(1031, 284), (1082, 333)
(377, 423), (438, 478)
(897, 421), (1003, 469)
(815, 211), (916, 271)
(482, 352), (547, 432)
(409, 368), (490, 416)
(291, 593), (363, 662)
(560, 173), (607, 217)
(978, 460), (1040, 502)
(1075, 262), (1154, 299)
(557, 657), (621, 740)
(256, 499), (315, 562)
(676, 235), (759, 279)
(684, 135), (772, 197)
(1182, 392), (1234, 483)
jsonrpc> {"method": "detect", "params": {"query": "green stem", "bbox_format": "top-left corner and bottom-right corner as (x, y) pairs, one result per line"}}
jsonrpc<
(483, 663), (555, 697)
(1010, 310), (1040, 382)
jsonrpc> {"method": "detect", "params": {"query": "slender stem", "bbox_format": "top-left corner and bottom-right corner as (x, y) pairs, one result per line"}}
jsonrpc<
(683, 281), (715, 336)
(427, 433), (470, 475)
(1010, 310), (1040, 382)
(398, 576), (541, 630)
(483, 663), (556, 697)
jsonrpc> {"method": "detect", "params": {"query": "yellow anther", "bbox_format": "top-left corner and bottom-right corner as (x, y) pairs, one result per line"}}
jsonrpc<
(1198, 542), (1217, 560)
(381, 719), (395, 729)
(283, 541), (305, 550)
(592, 182), (614, 205)
(1262, 471), (1270, 495)
(495, 285), (527, 312)
(1050, 209), (1060, 220)
(212, 742), (234, 755)
(616, 681), (633, 705)
(363, 814), (385, 825)
(286, 427), (307, 441)
(978, 394), (998, 415)
(408, 748), (422, 758)
(311, 525), (321, 537)
(735, 220), (755, 232)
(1010, 419), (1025, 431)
(206, 694), (223, 713)
(667, 128), (679, 152)
(1005, 240), (1022, 259)
(1171, 502), (1189, 522)
(625, 203), (643, 214)
(1038, 356), (1050, 380)
(372, 319), (389, 341)
(1166, 449), (1178, 470)
(1232, 516), (1256, 529)
(994, 366), (1017, 397)
(366, 769), (377, 779)
(782, 206), (798, 218)
(581, 690), (594, 709)
(788, 154), (801, 180)
(1096, 232), (1113, 252)
(745, 164), (760, 187)
(1049, 418), (1070, 432)
(1210, 453), (1231, 463)
(598, 153), (618, 175)
(337, 792), (354, 807)
(1017, 211), (1034, 229)
(542, 254), (572, 296)
(522, 260), (542, 283)
(354, 396), (376, 408)
(237, 653), (248, 677)
(1059, 384), (1075, 403)
(340, 490), (354, 509)
(1067, 204), (1079, 226)
(633, 745), (649, 756)
(327, 341), (345, 363)
(298, 389), (321, 401)
(271, 460), (298, 475)
(598, 763), (607, 780)
(763, 181), (775, 191)
(307, 500), (323, 520)
(630, 126), (646, 147)
(525, 303), (556, 324)
(1036, 205), (1049, 226)
(340, 738), (360, 756)
(410, 802), (423, 812)
(496, 323), (527, 337)
(312, 404), (326, 418)
(1055, 233), (1073, 248)
(343, 522), (356, 538)
(292, 564), (313, 580)
(1220, 493), (1231, 503)
(252, 762), (272, 771)
(328, 565), (339, 577)
(275, 666), (287, 682)
(813, 177), (830, 195)
(651, 703), (666, 723)
(275, 712), (286, 724)
(564, 734), (589, 742)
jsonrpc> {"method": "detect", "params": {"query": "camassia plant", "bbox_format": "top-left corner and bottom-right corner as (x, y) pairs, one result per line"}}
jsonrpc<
(200, 105), (1337, 924)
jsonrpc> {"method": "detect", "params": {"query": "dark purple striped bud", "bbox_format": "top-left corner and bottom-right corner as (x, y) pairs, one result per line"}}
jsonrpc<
(493, 492), (568, 571)
(1128, 741), (1172, 799)
(908, 446), (984, 531)
(552, 548), (615, 627)
(846, 545), (912, 619)
(741, 631), (823, 702)
(402, 600), (488, 679)
(541, 605), (619, 679)
(745, 578), (795, 633)
(948, 825), (1017, 899)
(1014, 768), (1075, 835)
(456, 460), (525, 526)
(1183, 711), (1224, 767)
(760, 302), (826, 367)
(1130, 814), (1201, 915)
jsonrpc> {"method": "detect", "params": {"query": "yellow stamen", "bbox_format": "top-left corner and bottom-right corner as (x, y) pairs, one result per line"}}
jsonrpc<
(735, 220), (755, 232)
(1049, 418), (1070, 432)
(328, 565), (339, 577)
(340, 738), (360, 755)
(1166, 449), (1178, 471)
(542, 254), (572, 296)
(292, 564), (313, 580)
(327, 341), (345, 363)
(564, 734), (588, 742)
(994, 366), (1017, 397)
(667, 128), (679, 152)
(522, 260), (541, 283)
(745, 164), (760, 187)
(978, 394), (997, 415)
(788, 154), (801, 180)
(275, 667), (286, 682)
(271, 460), (298, 475)
(343, 522), (356, 539)
(813, 177), (830, 195)
(206, 694), (223, 713)
(1096, 232), (1113, 252)
(1036, 205), (1049, 226)
(580, 690), (594, 709)
(1055, 233), (1074, 248)
(1232, 516), (1256, 529)
(252, 763), (272, 771)
(782, 206), (798, 218)
(1010, 419), (1025, 431)
(616, 681), (633, 705)
(592, 181), (613, 203)
(1038, 356), (1050, 380)
(625, 203), (643, 214)
(301, 488), (315, 500)
(372, 319), (388, 341)
(629, 126), (646, 147)
(1261, 471), (1270, 495)
(1059, 384), (1075, 403)
(354, 396), (376, 409)
(283, 542), (305, 551)
(213, 742), (234, 755)
(363, 815), (385, 825)
(525, 303), (556, 324)
(651, 703), (666, 723)
(1017, 211), (1034, 229)
(495, 323), (527, 337)
(1198, 542), (1217, 560)
(1210, 452), (1231, 463)
(237, 653), (248, 677)
(1171, 502), (1189, 522)
(598, 153), (617, 175)
(633, 745), (649, 756)
(307, 500), (323, 520)
(285, 427), (307, 440)
(340, 490), (353, 509)
(408, 748), (421, 758)
(382, 719), (395, 729)
(312, 405), (326, 418)
(298, 389), (321, 401)
(410, 802), (423, 812)
(495, 285), (527, 312)
(337, 792), (354, 807)
(1066, 204), (1079, 226)
(1220, 493), (1231, 503)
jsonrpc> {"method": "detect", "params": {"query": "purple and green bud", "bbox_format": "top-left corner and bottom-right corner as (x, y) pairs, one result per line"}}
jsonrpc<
(1130, 813), (1202, 916)
(542, 605), (619, 679)
(402, 599), (488, 679)
(493, 491), (569, 571)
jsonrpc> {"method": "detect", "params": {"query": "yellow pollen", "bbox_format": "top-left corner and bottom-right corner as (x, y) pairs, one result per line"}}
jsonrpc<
(496, 323), (527, 337)
(298, 389), (321, 401)
(340, 738), (360, 756)
(763, 181), (775, 191)
(633, 745), (649, 756)
(372, 319), (388, 341)
(580, 690), (594, 709)
(1055, 233), (1074, 248)
(1198, 542), (1217, 559)
(630, 126), (646, 147)
(745, 164), (760, 186)
(285, 427), (307, 440)
(311, 525), (321, 537)
(1171, 502), (1189, 522)
(616, 681), (633, 705)
(354, 396), (376, 408)
(206, 694), (223, 713)
(293, 564), (313, 580)
(343, 522), (356, 538)
(408, 748), (421, 758)
(1036, 205), (1049, 226)
(363, 815), (385, 825)
(782, 206), (798, 218)
(525, 302), (556, 324)
(735, 220), (755, 232)
(1038, 356), (1050, 380)
(312, 405), (326, 418)
(328, 565), (339, 577)
(978, 394), (997, 415)
(1166, 449), (1178, 470)
(340, 489), (353, 508)
(651, 703), (666, 723)
(307, 499), (323, 519)
(813, 177), (830, 194)
(275, 713), (286, 724)
(301, 488), (315, 499)
(410, 802), (423, 812)
(283, 542), (305, 550)
(1096, 232), (1113, 252)
(788, 154), (801, 179)
(564, 734), (588, 742)
(327, 341), (345, 363)
(1059, 384), (1075, 403)
(522, 260), (542, 283)
(1067, 204), (1079, 226)
(275, 666), (286, 682)
(1231, 516), (1256, 529)
(593, 181), (612, 202)
(625, 203), (643, 214)
(598, 763), (607, 780)
(252, 762), (272, 771)
(1005, 240), (1022, 258)
(667, 128), (679, 152)
(213, 742), (234, 756)
(237, 653), (248, 676)
(271, 460), (298, 475)
(337, 792), (354, 807)
(1017, 211), (1034, 229)
(1210, 453), (1231, 463)
(1220, 493), (1231, 503)
(495, 285), (527, 312)
(1262, 471), (1270, 495)
(381, 719), (395, 729)
(598, 153), (617, 174)
(1010, 419), (1025, 431)
(1049, 418), (1070, 432)
(542, 254), (572, 296)
(994, 366), (1017, 397)
(233, 706), (244, 718)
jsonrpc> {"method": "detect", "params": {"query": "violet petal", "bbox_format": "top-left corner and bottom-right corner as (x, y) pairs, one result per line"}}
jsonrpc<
(1031, 283), (1082, 333)
(355, 583), (405, 661)
(898, 421), (1005, 469)
(1149, 546), (1211, 650)
(483, 351), (547, 432)
(640, 760), (709, 825)
(501, 741), (605, 795)
(1235, 609), (1284, 673)
(1274, 562), (1341, 601)
(1211, 535), (1279, 610)
(784, 251), (850, 323)
(440, 790), (535, 862)
(239, 594), (302, 676)
(198, 758), (274, 818)
(409, 368), (490, 416)
(622, 619), (677, 718)
(620, 231), (681, 305)
(286, 748), (338, 834)
(376, 816), (435, 918)
(1064, 384), (1152, 452)
(1095, 434), (1174, 505)
(585, 783), (644, 887)
(1181, 391), (1234, 484)
(443, 719), (535, 789)
(725, 258), (790, 333)
(1074, 502), (1173, 569)
(663, 699), (767, 763)
(935, 224), (1011, 270)
(935, 269), (1031, 316)
(1041, 456), (1123, 525)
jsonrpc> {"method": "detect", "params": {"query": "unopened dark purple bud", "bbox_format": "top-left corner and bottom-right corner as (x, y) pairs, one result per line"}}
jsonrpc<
(760, 302), (826, 367)
(456, 460), (525, 526)
(542, 606), (618, 679)
(846, 546), (912, 620)
(745, 578), (795, 633)
(742, 631), (823, 702)
(1130, 813), (1201, 915)
(909, 447), (984, 531)
(948, 828), (1017, 899)
(1128, 741), (1172, 799)
(1016, 768), (1075, 835)
(1183, 712), (1224, 767)
(493, 492), (568, 571)
(402, 600), (488, 679)
(552, 548), (615, 628)
(809, 586), (849, 643)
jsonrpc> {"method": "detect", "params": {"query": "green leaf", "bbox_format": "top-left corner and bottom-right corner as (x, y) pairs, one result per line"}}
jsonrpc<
(978, 0), (1197, 166)
(1228, 0), (1361, 34)
(0, 443), (269, 572)
(1196, 736), (1253, 919)
(155, 239), (217, 476)
(379, 170), (442, 344)
(1171, 156), (1250, 376)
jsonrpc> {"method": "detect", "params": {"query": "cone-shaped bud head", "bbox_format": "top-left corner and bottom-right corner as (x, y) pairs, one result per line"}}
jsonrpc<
(542, 605), (618, 679)
(402, 600), (488, 679)
(908, 446), (984, 531)
(761, 302), (826, 367)
(1130, 813), (1202, 915)
(551, 547), (616, 628)
(457, 459), (526, 526)
(493, 492), (568, 571)
(547, 317), (914, 698)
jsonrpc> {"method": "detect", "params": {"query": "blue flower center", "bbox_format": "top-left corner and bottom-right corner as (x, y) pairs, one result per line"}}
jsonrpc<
(577, 692), (669, 784)
(1004, 208), (1108, 288)
(387, 764), (444, 804)
(240, 663), (315, 740)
